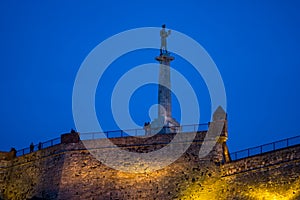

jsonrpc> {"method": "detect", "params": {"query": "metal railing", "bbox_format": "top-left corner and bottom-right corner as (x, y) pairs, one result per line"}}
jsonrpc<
(79, 123), (209, 140)
(15, 123), (209, 157)
(13, 125), (300, 160)
(230, 135), (300, 161)
(16, 137), (60, 157)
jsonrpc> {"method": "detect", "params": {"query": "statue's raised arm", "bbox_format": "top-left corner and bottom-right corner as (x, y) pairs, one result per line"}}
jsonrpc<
(160, 24), (171, 55)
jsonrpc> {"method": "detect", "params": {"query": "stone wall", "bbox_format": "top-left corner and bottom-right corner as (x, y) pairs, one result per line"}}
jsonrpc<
(0, 132), (300, 200)
(220, 144), (300, 199)
(0, 131), (222, 200)
(180, 144), (300, 200)
(0, 144), (66, 200)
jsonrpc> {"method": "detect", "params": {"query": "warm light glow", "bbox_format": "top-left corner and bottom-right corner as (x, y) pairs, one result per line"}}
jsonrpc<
(179, 177), (224, 200)
(179, 175), (300, 200)
(248, 190), (290, 200)
(245, 180), (300, 200)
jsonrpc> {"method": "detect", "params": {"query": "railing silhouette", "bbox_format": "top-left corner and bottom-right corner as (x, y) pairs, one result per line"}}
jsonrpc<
(15, 124), (300, 160)
(230, 135), (300, 161)
(16, 137), (60, 157)
(79, 123), (209, 140)
(15, 123), (209, 156)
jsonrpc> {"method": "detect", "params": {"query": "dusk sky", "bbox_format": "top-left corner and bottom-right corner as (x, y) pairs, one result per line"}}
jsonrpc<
(0, 1), (300, 153)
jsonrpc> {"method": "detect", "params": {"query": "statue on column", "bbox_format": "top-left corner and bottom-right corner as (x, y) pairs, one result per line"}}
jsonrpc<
(160, 24), (171, 55)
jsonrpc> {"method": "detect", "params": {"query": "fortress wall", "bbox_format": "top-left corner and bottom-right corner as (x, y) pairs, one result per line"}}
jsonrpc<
(1, 133), (300, 200)
(220, 144), (300, 199)
(1, 131), (222, 200)
(179, 145), (300, 200)
(222, 144), (300, 176)
(0, 159), (10, 200)
(55, 131), (222, 199)
(0, 144), (67, 200)
(56, 142), (218, 200)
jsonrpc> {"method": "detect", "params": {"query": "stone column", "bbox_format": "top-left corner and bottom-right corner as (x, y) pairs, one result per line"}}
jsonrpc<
(155, 54), (174, 119)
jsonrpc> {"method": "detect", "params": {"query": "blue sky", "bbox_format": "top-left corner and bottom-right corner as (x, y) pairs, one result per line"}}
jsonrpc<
(0, 0), (300, 153)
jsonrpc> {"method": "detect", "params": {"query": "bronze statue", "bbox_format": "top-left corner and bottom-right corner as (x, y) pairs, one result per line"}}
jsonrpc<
(160, 24), (171, 55)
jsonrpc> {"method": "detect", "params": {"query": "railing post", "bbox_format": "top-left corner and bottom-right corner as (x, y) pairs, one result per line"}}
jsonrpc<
(287, 139), (289, 147)
(121, 130), (123, 137)
(247, 149), (250, 157)
(260, 145), (262, 154)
